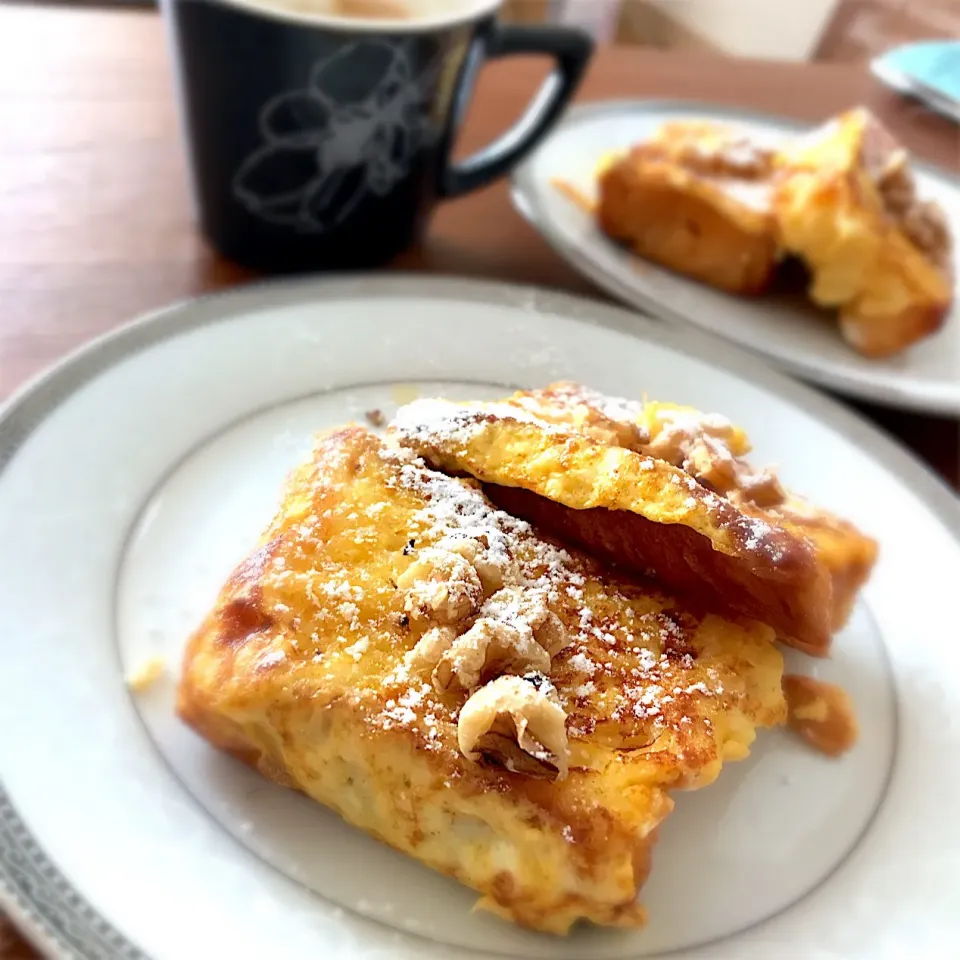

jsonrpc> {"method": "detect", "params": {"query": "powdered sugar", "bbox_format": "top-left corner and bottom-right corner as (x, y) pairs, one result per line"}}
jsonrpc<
(568, 652), (597, 675)
(338, 601), (360, 627)
(741, 516), (786, 562)
(391, 398), (562, 452)
(390, 398), (487, 449)
(344, 638), (369, 661)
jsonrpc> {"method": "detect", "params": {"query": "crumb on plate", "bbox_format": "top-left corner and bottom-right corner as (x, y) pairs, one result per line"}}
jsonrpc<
(127, 655), (166, 692)
(783, 674), (858, 757)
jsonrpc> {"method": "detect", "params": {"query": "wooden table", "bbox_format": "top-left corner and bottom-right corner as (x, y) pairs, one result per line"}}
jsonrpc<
(0, 4), (957, 956)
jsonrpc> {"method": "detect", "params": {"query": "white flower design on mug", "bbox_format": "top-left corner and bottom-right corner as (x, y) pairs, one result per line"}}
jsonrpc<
(233, 40), (440, 233)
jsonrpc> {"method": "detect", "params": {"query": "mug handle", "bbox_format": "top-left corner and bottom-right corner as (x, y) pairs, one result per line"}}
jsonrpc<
(438, 23), (594, 199)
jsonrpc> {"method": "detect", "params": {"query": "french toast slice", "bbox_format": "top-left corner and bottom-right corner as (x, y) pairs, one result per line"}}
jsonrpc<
(178, 426), (785, 933)
(597, 120), (781, 294)
(390, 396), (834, 655)
(775, 108), (953, 357)
(523, 383), (877, 633)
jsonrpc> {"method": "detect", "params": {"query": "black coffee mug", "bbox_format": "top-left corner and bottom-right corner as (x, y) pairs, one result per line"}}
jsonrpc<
(160, 0), (594, 272)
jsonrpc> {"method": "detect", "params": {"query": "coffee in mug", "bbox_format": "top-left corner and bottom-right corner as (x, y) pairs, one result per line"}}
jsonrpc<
(160, 0), (593, 272)
(252, 1), (455, 19)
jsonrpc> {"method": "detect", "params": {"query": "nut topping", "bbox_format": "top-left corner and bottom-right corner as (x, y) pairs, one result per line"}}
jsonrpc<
(397, 547), (483, 624)
(482, 585), (569, 657)
(875, 149), (916, 217)
(458, 674), (569, 780)
(435, 535), (512, 596)
(642, 407), (786, 508)
(657, 124), (775, 180)
(860, 115), (952, 272)
(403, 626), (458, 674)
(901, 200), (952, 272)
(433, 617), (550, 694)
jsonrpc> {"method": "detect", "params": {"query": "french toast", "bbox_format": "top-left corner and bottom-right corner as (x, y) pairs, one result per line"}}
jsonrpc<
(178, 426), (786, 933)
(597, 120), (781, 294)
(775, 108), (953, 357)
(590, 111), (954, 357)
(391, 382), (877, 655)
(390, 395), (835, 655)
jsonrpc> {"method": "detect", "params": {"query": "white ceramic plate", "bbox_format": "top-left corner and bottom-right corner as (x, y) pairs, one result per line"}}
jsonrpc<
(510, 100), (960, 415)
(0, 276), (958, 960)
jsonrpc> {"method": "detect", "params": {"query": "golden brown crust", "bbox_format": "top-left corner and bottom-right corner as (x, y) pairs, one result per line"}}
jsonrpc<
(178, 426), (785, 933)
(598, 123), (779, 295)
(749, 496), (878, 632)
(839, 293), (950, 358)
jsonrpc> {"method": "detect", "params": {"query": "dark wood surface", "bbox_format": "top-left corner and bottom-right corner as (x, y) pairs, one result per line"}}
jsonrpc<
(0, 3), (958, 956)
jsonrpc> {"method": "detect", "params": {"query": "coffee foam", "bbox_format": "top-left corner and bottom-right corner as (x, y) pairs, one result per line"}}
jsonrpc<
(233, 0), (491, 23)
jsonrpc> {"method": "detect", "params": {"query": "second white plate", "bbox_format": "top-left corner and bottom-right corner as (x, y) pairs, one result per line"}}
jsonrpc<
(511, 100), (960, 415)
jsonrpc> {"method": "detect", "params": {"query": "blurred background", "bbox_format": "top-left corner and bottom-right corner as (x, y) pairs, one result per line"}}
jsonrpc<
(500, 0), (960, 62)
(57, 0), (960, 61)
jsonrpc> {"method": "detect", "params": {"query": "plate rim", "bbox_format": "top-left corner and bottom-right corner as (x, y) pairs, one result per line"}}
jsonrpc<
(1, 273), (957, 960)
(509, 97), (960, 416)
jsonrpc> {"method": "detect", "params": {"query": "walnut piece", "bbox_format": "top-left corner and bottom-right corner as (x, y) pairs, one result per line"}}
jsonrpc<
(735, 467), (786, 508)
(863, 126), (952, 272)
(683, 434), (739, 495)
(783, 675), (859, 757)
(458, 674), (569, 780)
(643, 409), (737, 470)
(642, 408), (785, 508)
(483, 586), (569, 656)
(901, 200), (952, 272)
(673, 134), (774, 180)
(397, 547), (482, 624)
(435, 535), (511, 596)
(433, 617), (550, 694)
(875, 149), (916, 217)
(404, 626), (458, 674)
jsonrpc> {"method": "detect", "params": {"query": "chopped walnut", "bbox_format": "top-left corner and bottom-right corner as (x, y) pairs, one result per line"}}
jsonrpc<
(862, 122), (952, 272)
(783, 675), (859, 757)
(901, 200), (952, 272)
(735, 468), (786, 508)
(404, 626), (458, 674)
(435, 535), (511, 596)
(433, 617), (550, 694)
(875, 149), (916, 217)
(673, 135), (774, 180)
(531, 609), (567, 657)
(483, 586), (569, 656)
(397, 547), (482, 625)
(458, 674), (569, 780)
(642, 408), (786, 508)
(364, 408), (386, 428)
(643, 410), (737, 470)
(684, 435), (739, 495)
